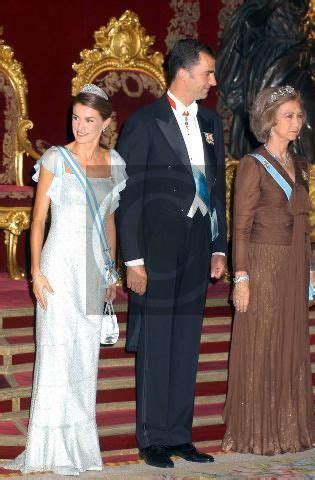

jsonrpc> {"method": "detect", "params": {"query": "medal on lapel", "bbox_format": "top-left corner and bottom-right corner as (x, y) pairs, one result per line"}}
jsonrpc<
(204, 132), (214, 145)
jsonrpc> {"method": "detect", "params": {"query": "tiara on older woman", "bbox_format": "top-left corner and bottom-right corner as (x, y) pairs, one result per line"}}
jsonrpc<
(268, 85), (296, 104)
(79, 84), (109, 100)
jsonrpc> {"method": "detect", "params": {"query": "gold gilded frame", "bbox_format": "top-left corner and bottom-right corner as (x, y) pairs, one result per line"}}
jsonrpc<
(0, 206), (32, 279)
(72, 10), (166, 95)
(0, 37), (39, 185)
(0, 33), (39, 279)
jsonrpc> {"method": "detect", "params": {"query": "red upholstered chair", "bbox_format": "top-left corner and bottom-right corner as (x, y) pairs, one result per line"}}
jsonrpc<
(0, 36), (39, 279)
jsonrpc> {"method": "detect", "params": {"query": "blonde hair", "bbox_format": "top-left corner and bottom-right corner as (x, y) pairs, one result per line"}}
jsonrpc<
(250, 86), (306, 143)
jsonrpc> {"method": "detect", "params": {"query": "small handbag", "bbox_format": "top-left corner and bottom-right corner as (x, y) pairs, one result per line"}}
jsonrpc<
(100, 301), (119, 345)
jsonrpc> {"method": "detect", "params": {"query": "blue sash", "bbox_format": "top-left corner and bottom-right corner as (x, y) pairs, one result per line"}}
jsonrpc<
(191, 165), (218, 241)
(251, 152), (313, 300)
(56, 146), (118, 286)
(250, 153), (292, 200)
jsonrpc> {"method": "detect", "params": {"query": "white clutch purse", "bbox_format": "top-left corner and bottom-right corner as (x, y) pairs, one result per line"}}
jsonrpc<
(100, 301), (119, 345)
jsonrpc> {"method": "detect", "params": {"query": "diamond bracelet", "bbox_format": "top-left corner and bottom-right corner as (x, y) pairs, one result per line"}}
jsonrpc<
(233, 274), (249, 284)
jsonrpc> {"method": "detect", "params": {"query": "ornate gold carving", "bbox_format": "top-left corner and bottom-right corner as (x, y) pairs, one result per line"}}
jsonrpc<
(0, 33), (39, 279)
(165, 0), (200, 53)
(0, 207), (31, 236)
(17, 119), (40, 161)
(72, 10), (166, 95)
(0, 36), (39, 185)
(4, 230), (24, 280)
(0, 207), (31, 279)
(0, 42), (27, 117)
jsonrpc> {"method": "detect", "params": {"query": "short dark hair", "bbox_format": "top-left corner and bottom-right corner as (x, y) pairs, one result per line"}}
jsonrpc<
(166, 39), (215, 84)
(73, 92), (112, 120)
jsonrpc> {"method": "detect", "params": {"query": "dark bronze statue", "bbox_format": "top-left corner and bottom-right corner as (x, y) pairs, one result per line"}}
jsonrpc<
(216, 0), (315, 161)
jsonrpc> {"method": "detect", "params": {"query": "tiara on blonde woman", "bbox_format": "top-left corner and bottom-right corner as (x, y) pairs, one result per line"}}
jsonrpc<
(268, 85), (296, 104)
(79, 84), (109, 100)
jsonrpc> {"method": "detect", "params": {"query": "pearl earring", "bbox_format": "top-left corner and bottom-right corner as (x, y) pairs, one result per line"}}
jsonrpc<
(102, 127), (106, 133)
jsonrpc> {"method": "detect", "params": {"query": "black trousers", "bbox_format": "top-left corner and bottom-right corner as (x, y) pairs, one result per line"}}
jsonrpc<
(135, 210), (211, 448)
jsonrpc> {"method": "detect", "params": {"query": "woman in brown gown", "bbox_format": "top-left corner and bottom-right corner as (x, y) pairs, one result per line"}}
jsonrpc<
(222, 86), (314, 455)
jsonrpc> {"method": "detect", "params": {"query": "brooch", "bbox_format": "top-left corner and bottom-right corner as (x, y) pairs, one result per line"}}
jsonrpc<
(301, 170), (308, 181)
(204, 132), (214, 145)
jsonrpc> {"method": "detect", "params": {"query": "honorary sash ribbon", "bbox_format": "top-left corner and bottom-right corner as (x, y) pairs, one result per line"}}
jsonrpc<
(191, 165), (218, 241)
(56, 146), (118, 286)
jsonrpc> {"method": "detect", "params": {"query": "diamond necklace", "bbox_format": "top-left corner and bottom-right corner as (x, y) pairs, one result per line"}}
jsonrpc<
(264, 144), (290, 167)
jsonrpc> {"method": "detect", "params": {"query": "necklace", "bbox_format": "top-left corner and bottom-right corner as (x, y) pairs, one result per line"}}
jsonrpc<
(264, 144), (290, 168)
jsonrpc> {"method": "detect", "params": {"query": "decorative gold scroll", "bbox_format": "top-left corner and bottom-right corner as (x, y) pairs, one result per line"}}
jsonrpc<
(0, 207), (31, 279)
(0, 32), (39, 185)
(72, 10), (166, 95)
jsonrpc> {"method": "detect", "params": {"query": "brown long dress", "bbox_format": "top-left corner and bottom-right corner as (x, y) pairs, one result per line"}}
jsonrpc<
(222, 145), (313, 455)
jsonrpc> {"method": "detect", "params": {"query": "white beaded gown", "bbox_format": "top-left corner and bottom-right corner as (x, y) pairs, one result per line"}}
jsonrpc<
(4, 146), (127, 475)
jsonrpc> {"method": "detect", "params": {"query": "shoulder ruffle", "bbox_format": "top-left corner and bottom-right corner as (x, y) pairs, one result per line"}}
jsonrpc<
(32, 146), (64, 205)
(109, 149), (128, 214)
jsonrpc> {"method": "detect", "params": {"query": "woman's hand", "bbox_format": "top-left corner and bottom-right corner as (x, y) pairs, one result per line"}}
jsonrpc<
(233, 281), (250, 313)
(105, 283), (116, 303)
(32, 272), (54, 310)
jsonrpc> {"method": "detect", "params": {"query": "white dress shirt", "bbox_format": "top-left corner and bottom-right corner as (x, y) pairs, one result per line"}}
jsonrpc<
(167, 90), (208, 218)
(125, 91), (224, 266)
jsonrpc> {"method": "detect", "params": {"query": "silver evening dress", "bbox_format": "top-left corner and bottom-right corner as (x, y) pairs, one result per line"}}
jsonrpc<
(4, 146), (127, 475)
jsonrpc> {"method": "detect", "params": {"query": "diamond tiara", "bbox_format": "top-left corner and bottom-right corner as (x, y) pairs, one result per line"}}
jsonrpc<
(79, 84), (109, 101)
(268, 85), (296, 104)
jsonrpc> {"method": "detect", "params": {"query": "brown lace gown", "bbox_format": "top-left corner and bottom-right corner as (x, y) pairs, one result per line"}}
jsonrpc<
(222, 145), (314, 455)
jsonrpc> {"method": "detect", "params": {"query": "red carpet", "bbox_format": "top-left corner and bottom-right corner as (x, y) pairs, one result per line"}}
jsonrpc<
(0, 272), (314, 472)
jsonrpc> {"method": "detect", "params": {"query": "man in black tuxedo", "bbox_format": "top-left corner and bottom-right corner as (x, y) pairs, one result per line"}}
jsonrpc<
(117, 39), (227, 468)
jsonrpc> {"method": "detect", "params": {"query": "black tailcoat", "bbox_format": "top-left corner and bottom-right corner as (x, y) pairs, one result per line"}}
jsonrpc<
(117, 94), (227, 448)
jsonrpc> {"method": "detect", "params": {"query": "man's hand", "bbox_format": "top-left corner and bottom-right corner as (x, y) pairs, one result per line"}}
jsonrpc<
(210, 254), (226, 279)
(127, 265), (147, 295)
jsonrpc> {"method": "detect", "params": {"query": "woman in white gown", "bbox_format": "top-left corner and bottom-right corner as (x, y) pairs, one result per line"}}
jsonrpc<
(4, 84), (127, 475)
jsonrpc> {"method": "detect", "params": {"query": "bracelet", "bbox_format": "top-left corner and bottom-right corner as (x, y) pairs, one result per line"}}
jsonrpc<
(233, 274), (249, 284)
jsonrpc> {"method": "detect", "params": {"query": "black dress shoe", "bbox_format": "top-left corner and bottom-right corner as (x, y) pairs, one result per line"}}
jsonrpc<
(140, 445), (174, 468)
(167, 443), (214, 463)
